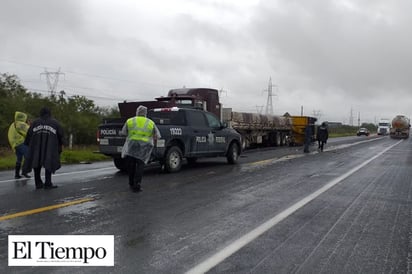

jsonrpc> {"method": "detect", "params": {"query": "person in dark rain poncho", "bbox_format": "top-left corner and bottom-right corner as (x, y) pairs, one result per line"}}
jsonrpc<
(24, 107), (64, 189)
(303, 124), (313, 153)
(316, 122), (329, 152)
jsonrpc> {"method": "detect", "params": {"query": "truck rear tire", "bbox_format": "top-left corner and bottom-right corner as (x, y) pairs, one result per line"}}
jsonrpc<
(165, 146), (183, 173)
(227, 143), (240, 164)
(113, 157), (128, 172)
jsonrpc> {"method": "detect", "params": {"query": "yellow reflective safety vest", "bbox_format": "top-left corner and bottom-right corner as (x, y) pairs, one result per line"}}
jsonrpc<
(126, 116), (155, 142)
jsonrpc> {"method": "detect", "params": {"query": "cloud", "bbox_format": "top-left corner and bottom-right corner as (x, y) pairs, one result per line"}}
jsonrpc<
(0, 0), (84, 34)
(1, 0), (411, 122)
(252, 0), (412, 99)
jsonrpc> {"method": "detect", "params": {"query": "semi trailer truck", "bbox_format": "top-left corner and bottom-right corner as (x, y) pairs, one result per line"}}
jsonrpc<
(390, 115), (410, 139)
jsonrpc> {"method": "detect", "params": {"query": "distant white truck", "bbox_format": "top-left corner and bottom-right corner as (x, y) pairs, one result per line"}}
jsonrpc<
(377, 118), (390, 135)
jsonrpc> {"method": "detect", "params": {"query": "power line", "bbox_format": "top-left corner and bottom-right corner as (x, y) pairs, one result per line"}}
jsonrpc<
(0, 59), (172, 88)
(26, 87), (124, 101)
(0, 59), (55, 69)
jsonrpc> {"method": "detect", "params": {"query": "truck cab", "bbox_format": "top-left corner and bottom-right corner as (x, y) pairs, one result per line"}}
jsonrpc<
(118, 88), (222, 119)
(377, 119), (390, 135)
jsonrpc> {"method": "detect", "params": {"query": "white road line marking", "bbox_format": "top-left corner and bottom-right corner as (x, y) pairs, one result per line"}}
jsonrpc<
(186, 139), (403, 274)
(0, 167), (116, 184)
(53, 167), (115, 177)
(244, 136), (384, 168)
(324, 137), (384, 151)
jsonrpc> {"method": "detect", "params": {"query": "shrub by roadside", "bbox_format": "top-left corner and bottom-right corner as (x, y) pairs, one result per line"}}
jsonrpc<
(0, 146), (110, 171)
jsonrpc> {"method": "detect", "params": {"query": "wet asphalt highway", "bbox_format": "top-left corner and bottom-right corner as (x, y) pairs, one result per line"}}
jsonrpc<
(1, 134), (412, 273)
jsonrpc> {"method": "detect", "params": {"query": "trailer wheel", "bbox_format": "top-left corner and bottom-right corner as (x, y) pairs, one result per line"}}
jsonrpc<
(280, 133), (286, 146)
(227, 143), (240, 164)
(276, 133), (281, 146)
(113, 158), (128, 172)
(241, 137), (249, 150)
(165, 146), (183, 173)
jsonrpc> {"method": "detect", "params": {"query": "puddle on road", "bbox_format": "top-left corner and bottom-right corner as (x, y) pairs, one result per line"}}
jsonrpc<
(56, 198), (99, 218)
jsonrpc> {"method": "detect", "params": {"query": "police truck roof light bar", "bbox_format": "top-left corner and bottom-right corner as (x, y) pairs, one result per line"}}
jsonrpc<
(153, 107), (179, 112)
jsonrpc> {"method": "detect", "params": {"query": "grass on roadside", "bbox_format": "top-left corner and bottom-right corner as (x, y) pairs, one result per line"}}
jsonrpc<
(0, 146), (110, 171)
(329, 132), (357, 138)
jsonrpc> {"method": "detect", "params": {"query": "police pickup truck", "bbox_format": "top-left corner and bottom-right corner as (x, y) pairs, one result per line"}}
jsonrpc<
(98, 107), (242, 173)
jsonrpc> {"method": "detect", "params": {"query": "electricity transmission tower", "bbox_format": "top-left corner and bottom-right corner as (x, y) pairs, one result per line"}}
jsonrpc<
(256, 105), (264, 114)
(263, 77), (277, 115)
(312, 110), (322, 123)
(41, 68), (65, 96)
(219, 88), (227, 97)
(349, 107), (354, 126)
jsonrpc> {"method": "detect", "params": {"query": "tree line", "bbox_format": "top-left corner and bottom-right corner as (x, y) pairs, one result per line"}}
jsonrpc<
(328, 123), (377, 137)
(1, 73), (379, 148)
(0, 73), (119, 147)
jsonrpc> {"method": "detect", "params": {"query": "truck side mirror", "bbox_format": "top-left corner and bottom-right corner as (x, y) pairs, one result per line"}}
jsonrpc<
(221, 122), (228, 128)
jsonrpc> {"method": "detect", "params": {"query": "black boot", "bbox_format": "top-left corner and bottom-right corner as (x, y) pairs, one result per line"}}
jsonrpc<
(22, 173), (31, 178)
(132, 183), (142, 192)
(21, 163), (31, 178)
(34, 167), (44, 189)
(14, 164), (22, 179)
(43, 169), (57, 189)
(132, 179), (142, 192)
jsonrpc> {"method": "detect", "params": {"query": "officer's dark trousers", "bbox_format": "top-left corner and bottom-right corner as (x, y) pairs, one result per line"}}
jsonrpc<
(127, 156), (144, 187)
(34, 167), (52, 187)
(318, 141), (326, 152)
(304, 141), (310, 153)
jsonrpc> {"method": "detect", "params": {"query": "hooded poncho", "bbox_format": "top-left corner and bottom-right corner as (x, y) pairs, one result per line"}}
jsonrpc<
(121, 106), (161, 163)
(8, 111), (29, 151)
(24, 108), (64, 173)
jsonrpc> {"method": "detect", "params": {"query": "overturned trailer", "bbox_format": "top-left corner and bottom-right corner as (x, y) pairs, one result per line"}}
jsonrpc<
(222, 109), (314, 149)
(289, 115), (318, 145)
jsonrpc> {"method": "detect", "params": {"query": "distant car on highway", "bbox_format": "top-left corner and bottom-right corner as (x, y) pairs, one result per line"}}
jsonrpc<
(357, 127), (370, 136)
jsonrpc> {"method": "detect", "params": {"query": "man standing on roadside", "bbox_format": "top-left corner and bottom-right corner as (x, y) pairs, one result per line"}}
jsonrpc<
(303, 124), (313, 153)
(8, 111), (31, 179)
(25, 107), (64, 189)
(121, 105), (160, 192)
(316, 122), (329, 152)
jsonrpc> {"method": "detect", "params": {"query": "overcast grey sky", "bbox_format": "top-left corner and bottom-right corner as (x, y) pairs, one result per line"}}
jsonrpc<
(1, 0), (412, 124)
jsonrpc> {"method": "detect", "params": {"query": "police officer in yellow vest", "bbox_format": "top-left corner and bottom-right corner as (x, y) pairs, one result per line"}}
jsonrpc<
(8, 111), (31, 179)
(121, 105), (161, 192)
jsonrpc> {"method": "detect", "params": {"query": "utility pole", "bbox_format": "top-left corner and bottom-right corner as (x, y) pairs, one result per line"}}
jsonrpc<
(263, 77), (277, 115)
(40, 68), (65, 96)
(312, 110), (322, 123)
(358, 111), (361, 127)
(349, 107), (354, 126)
(219, 88), (227, 97)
